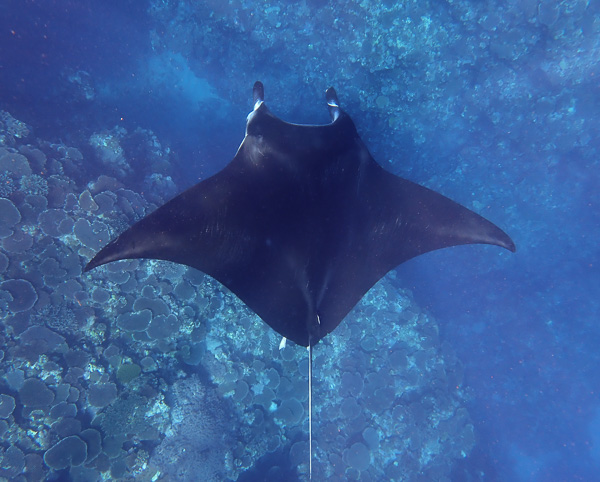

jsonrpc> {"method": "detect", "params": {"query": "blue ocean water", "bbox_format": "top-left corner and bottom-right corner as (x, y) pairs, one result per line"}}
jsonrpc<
(0, 1), (598, 481)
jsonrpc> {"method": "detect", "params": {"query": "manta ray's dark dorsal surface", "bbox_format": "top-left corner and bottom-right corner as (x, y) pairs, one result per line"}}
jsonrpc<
(85, 81), (515, 347)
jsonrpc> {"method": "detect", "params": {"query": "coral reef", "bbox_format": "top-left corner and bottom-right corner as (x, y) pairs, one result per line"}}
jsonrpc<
(150, 376), (234, 481)
(89, 129), (130, 178)
(0, 111), (30, 144)
(43, 435), (88, 470)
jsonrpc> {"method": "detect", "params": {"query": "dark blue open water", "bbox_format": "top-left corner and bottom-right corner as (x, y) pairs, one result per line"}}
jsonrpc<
(0, 1), (598, 480)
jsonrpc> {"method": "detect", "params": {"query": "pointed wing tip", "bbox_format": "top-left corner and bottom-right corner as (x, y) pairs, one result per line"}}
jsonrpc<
(83, 258), (100, 273)
(495, 231), (516, 253)
(83, 245), (121, 273)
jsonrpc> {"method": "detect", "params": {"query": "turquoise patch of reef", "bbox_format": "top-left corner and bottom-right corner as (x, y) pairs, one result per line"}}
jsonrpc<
(0, 110), (474, 480)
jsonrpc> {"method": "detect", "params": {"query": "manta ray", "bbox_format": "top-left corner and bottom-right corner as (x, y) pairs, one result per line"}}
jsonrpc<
(85, 81), (515, 478)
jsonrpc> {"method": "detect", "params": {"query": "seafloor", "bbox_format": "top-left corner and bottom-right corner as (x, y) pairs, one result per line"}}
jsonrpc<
(1, 0), (598, 481)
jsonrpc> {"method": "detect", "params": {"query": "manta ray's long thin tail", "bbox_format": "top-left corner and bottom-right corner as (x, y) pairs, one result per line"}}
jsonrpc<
(308, 342), (313, 480)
